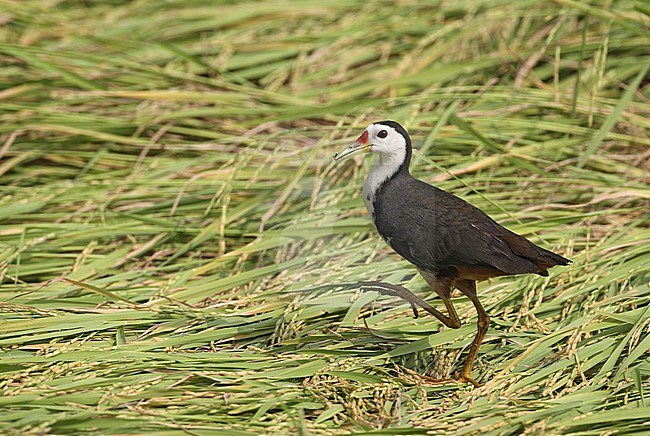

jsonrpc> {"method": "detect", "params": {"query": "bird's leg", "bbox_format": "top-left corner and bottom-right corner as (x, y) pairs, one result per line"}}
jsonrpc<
(358, 280), (460, 385)
(358, 281), (420, 318)
(358, 281), (461, 329)
(433, 292), (461, 329)
(455, 280), (489, 388)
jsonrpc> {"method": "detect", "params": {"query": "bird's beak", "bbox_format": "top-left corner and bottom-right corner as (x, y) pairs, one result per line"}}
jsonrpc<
(333, 130), (371, 162)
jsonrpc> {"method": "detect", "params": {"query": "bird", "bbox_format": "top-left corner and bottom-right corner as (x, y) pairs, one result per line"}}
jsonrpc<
(333, 120), (570, 387)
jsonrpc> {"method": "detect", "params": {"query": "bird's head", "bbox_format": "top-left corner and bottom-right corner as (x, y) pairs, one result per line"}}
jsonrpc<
(334, 120), (411, 165)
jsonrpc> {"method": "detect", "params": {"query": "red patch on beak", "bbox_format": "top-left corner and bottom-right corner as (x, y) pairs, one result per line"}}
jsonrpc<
(356, 130), (369, 144)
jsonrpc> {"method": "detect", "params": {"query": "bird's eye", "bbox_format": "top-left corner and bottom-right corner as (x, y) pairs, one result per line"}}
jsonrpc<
(377, 130), (388, 138)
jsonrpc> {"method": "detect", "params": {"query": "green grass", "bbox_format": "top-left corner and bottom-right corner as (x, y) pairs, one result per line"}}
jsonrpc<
(1, 0), (649, 434)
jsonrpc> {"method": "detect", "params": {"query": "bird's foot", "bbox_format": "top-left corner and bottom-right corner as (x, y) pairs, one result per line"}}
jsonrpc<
(404, 367), (480, 387)
(358, 281), (420, 318)
(454, 371), (481, 388)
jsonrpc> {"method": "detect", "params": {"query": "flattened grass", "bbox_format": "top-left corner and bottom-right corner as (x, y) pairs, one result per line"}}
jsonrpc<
(1, 0), (649, 433)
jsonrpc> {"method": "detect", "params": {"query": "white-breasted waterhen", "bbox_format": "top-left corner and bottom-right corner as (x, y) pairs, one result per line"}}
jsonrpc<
(334, 120), (570, 387)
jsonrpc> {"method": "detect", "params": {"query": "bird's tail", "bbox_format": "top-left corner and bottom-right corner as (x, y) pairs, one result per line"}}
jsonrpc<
(534, 246), (571, 275)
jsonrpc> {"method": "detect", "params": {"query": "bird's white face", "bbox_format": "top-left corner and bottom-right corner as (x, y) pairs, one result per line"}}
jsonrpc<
(333, 120), (411, 219)
(333, 123), (407, 162)
(364, 123), (407, 157)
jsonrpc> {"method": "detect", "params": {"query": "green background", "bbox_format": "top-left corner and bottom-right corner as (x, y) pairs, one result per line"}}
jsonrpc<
(1, 0), (648, 434)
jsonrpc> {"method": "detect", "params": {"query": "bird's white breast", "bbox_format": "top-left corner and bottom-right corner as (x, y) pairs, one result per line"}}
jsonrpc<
(362, 150), (405, 223)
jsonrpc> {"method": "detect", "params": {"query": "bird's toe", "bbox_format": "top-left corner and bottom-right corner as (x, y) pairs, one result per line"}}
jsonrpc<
(455, 371), (481, 388)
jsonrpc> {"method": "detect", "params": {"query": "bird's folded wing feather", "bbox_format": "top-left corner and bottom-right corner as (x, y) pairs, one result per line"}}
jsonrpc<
(377, 196), (541, 274)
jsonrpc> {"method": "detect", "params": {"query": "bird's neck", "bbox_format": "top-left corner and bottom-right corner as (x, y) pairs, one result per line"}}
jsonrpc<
(362, 152), (410, 220)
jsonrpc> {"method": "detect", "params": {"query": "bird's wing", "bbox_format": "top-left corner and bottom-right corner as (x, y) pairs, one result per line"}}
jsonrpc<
(375, 186), (542, 274)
